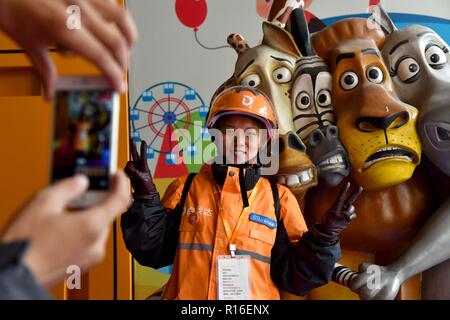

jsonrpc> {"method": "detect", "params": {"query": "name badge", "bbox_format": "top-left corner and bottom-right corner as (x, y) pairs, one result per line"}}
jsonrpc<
(217, 255), (250, 300)
(249, 213), (277, 229)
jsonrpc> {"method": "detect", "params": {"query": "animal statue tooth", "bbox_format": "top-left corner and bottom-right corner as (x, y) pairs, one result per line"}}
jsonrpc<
(297, 171), (306, 184)
(302, 170), (312, 182)
(287, 174), (300, 187)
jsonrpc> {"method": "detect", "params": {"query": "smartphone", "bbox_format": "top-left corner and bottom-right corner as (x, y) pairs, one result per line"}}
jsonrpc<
(50, 76), (120, 209)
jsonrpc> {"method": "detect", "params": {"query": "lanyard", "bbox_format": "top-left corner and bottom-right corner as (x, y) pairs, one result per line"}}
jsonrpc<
(213, 178), (260, 257)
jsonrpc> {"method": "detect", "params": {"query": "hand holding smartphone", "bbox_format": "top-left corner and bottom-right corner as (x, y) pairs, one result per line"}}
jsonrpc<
(50, 76), (120, 209)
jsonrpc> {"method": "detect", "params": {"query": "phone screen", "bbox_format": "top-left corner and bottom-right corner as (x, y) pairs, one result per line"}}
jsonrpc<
(51, 89), (113, 190)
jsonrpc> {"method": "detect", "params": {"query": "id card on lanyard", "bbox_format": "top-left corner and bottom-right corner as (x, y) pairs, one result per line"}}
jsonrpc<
(214, 180), (261, 300)
(217, 255), (250, 300)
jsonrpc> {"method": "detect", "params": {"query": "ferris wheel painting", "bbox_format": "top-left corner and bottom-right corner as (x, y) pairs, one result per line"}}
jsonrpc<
(130, 81), (212, 179)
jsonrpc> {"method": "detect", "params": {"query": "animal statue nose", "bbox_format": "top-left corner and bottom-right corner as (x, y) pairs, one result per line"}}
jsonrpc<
(308, 128), (325, 147)
(355, 111), (410, 132)
(279, 132), (306, 153)
(325, 125), (339, 138)
(309, 125), (339, 147)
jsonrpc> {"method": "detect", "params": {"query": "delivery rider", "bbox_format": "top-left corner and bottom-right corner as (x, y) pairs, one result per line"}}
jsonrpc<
(121, 86), (361, 300)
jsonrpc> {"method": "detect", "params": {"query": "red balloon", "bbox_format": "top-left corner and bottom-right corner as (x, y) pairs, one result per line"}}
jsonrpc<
(175, 0), (208, 31)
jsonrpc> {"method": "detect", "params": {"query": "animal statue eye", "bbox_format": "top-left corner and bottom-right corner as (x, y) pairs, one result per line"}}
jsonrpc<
(397, 57), (420, 83)
(339, 71), (359, 90)
(295, 91), (311, 110)
(366, 66), (384, 84)
(316, 89), (331, 107)
(425, 45), (447, 69)
(240, 74), (261, 87)
(437, 127), (450, 141)
(273, 67), (292, 83)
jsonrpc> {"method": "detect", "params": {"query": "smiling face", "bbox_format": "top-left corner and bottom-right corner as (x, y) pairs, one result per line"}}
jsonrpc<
(327, 40), (421, 190)
(381, 25), (450, 176)
(216, 114), (265, 165)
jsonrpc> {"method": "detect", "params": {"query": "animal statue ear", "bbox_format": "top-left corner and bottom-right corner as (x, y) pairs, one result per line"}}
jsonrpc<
(290, 8), (314, 56)
(227, 33), (250, 54)
(312, 18), (386, 60)
(262, 21), (301, 58)
(373, 2), (398, 35)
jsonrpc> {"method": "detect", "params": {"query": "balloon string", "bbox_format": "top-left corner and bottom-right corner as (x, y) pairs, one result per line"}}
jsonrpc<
(194, 31), (231, 50)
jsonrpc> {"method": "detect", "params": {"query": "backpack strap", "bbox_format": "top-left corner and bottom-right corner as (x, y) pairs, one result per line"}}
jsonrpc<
(179, 172), (197, 209)
(270, 181), (281, 222)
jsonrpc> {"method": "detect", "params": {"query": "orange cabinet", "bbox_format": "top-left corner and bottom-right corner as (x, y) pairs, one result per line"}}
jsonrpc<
(0, 32), (20, 51)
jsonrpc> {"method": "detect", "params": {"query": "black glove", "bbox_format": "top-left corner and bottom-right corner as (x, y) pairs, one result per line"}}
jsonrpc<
(311, 182), (363, 244)
(124, 140), (159, 201)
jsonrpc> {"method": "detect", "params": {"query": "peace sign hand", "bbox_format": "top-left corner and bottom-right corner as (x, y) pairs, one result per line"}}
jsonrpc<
(124, 140), (158, 201)
(311, 182), (363, 244)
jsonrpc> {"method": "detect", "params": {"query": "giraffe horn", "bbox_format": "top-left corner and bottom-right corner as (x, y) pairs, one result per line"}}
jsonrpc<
(227, 33), (250, 54)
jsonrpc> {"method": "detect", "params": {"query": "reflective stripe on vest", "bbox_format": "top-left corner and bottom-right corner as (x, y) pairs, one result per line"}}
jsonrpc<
(178, 242), (270, 264)
(178, 243), (213, 251)
(235, 249), (271, 264)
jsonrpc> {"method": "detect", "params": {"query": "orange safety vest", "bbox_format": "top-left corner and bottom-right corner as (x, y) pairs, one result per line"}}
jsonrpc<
(160, 166), (308, 300)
